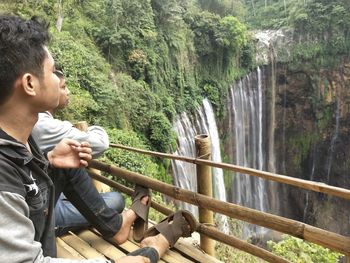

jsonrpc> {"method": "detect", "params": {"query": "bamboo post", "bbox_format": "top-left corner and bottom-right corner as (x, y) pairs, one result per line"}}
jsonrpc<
(74, 121), (110, 193)
(195, 134), (215, 256)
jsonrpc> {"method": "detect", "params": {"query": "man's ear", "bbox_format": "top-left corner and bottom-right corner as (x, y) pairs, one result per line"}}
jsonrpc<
(21, 73), (37, 97)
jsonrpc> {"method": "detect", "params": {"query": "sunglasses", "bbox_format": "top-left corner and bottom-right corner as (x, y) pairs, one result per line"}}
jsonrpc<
(54, 69), (64, 78)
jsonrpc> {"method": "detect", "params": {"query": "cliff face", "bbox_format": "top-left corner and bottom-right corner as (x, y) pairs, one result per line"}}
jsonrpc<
(272, 56), (350, 235)
(219, 55), (350, 238)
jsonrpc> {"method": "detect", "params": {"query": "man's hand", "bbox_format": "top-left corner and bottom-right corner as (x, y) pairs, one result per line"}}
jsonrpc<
(47, 138), (92, 168)
(117, 256), (150, 263)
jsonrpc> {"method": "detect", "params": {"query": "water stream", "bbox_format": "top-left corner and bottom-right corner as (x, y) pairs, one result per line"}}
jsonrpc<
(172, 99), (229, 233)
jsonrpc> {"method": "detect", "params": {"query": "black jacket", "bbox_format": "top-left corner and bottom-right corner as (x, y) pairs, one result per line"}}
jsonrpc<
(0, 129), (56, 257)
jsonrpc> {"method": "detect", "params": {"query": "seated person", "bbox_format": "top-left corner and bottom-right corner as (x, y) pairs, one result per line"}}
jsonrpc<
(32, 68), (124, 236)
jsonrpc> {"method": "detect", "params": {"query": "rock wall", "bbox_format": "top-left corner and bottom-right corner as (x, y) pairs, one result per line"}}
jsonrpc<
(272, 56), (350, 235)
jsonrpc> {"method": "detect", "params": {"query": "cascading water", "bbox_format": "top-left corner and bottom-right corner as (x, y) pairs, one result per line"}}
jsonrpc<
(172, 99), (229, 233)
(268, 48), (277, 173)
(326, 98), (340, 184)
(303, 144), (317, 222)
(172, 112), (198, 214)
(227, 66), (270, 237)
(200, 99), (229, 233)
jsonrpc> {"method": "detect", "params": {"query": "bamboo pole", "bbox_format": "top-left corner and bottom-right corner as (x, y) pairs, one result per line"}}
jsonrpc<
(109, 143), (350, 200)
(87, 170), (289, 263)
(195, 135), (215, 256)
(89, 160), (350, 256)
(74, 121), (110, 193)
(198, 225), (289, 263)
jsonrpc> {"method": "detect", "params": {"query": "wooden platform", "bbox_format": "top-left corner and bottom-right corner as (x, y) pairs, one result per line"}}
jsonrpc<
(57, 228), (223, 263)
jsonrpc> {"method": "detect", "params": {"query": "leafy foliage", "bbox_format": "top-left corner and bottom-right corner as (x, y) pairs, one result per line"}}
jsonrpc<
(50, 31), (117, 126)
(148, 112), (176, 152)
(102, 128), (159, 177)
(268, 235), (342, 263)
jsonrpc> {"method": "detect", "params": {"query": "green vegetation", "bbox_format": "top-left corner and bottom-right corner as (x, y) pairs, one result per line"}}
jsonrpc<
(245, 0), (350, 64)
(268, 235), (342, 263)
(1, 0), (252, 152)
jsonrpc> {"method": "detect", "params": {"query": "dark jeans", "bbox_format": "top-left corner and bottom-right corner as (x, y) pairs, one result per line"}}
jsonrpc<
(51, 167), (123, 238)
(55, 191), (125, 236)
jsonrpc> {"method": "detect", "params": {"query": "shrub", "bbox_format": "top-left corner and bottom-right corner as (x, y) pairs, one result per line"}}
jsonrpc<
(268, 235), (342, 263)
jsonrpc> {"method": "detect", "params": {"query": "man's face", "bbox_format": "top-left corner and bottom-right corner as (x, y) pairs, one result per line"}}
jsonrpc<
(35, 47), (60, 111)
(57, 77), (70, 110)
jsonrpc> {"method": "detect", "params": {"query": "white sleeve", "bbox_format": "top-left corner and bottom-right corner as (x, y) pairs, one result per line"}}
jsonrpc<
(32, 113), (109, 158)
(0, 191), (112, 263)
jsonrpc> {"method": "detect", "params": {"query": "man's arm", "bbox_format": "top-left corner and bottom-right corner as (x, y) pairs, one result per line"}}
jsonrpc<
(0, 191), (113, 263)
(32, 112), (109, 158)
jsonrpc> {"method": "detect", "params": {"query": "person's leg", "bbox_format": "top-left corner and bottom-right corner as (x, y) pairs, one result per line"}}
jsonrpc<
(55, 191), (125, 236)
(51, 167), (124, 238)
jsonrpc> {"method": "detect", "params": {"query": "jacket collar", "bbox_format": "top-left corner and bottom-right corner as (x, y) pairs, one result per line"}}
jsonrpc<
(0, 129), (44, 166)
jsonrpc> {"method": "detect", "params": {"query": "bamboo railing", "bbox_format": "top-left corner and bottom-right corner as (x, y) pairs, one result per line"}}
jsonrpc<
(89, 159), (350, 258)
(109, 143), (350, 200)
(88, 169), (289, 263)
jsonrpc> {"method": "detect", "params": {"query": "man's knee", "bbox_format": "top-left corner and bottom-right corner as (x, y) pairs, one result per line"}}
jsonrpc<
(102, 191), (125, 213)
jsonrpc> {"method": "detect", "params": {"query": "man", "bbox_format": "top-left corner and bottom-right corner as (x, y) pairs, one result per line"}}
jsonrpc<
(32, 68), (109, 159)
(32, 69), (125, 236)
(0, 14), (195, 263)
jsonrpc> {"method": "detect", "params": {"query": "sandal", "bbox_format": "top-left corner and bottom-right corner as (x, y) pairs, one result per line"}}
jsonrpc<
(130, 184), (151, 242)
(143, 210), (198, 247)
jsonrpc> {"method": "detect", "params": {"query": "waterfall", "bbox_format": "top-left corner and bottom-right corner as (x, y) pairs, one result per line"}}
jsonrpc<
(172, 99), (229, 233)
(229, 67), (266, 209)
(281, 68), (287, 174)
(303, 144), (317, 222)
(201, 99), (229, 233)
(228, 67), (269, 237)
(268, 50), (277, 173)
(172, 113), (198, 214)
(201, 99), (227, 204)
(326, 98), (340, 184)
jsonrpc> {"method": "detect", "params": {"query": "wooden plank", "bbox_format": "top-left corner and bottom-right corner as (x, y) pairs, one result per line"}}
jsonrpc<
(56, 237), (86, 259)
(87, 228), (167, 263)
(145, 220), (221, 263)
(77, 230), (126, 261)
(61, 232), (107, 259)
(174, 239), (223, 263)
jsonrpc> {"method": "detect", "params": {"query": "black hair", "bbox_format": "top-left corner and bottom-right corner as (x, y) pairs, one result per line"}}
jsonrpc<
(0, 14), (50, 104)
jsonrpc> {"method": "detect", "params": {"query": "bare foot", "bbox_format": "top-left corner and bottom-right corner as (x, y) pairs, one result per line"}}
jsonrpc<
(139, 213), (192, 258)
(140, 233), (170, 258)
(113, 195), (149, 244)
